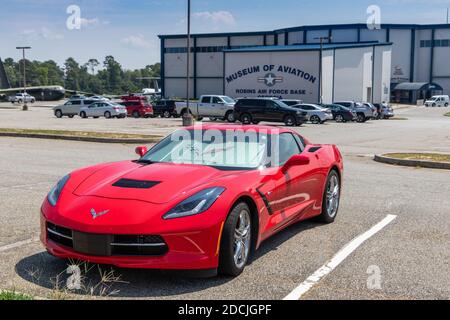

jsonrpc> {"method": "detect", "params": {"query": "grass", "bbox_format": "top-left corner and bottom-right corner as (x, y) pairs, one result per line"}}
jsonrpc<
(444, 112), (450, 117)
(384, 153), (450, 163)
(0, 290), (33, 300)
(0, 128), (162, 140)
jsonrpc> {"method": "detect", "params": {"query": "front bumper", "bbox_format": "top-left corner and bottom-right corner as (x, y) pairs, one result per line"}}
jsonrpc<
(41, 210), (223, 270)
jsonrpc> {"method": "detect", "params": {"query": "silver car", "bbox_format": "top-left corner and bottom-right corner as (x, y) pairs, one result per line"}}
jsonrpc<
(293, 104), (333, 124)
(53, 99), (96, 118)
(79, 101), (127, 119)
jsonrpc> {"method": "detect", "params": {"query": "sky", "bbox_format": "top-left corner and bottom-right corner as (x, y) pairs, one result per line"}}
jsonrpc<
(0, 0), (449, 70)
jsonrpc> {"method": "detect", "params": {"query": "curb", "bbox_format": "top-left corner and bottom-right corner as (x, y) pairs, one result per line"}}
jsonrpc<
(0, 132), (162, 144)
(374, 154), (450, 170)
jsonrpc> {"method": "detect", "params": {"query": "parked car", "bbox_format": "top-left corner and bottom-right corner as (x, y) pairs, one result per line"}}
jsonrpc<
(424, 95), (449, 107)
(41, 124), (343, 276)
(362, 103), (378, 119)
(234, 97), (307, 126)
(8, 93), (35, 104)
(153, 99), (179, 118)
(68, 94), (86, 100)
(292, 104), (333, 124)
(175, 95), (236, 122)
(373, 103), (395, 119)
(281, 99), (303, 106)
(79, 101), (127, 119)
(321, 104), (356, 122)
(333, 101), (372, 122)
(120, 95), (154, 118)
(90, 95), (111, 101)
(53, 99), (96, 118)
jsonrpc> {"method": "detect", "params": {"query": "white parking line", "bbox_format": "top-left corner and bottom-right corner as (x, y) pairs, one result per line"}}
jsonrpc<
(283, 214), (397, 300)
(0, 237), (39, 253)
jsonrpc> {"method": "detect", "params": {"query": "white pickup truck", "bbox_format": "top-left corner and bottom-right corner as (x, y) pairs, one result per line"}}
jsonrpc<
(175, 95), (236, 122)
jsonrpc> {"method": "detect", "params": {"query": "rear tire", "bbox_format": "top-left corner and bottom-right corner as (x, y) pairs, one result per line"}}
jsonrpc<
(104, 111), (111, 119)
(132, 110), (140, 118)
(445, 103), (448, 107)
(163, 111), (171, 118)
(218, 202), (252, 277)
(68, 115), (74, 118)
(225, 111), (236, 123)
(55, 110), (63, 118)
(80, 111), (87, 118)
(240, 113), (252, 125)
(335, 114), (344, 122)
(316, 170), (340, 224)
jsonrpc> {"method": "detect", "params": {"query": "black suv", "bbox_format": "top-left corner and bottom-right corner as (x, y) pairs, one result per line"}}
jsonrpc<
(234, 98), (307, 126)
(153, 99), (178, 118)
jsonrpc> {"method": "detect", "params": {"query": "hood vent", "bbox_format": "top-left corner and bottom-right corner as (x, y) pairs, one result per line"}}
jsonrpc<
(112, 178), (161, 189)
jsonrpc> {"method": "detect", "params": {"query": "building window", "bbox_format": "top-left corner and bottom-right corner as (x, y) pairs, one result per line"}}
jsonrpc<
(164, 45), (262, 54)
(420, 39), (450, 48)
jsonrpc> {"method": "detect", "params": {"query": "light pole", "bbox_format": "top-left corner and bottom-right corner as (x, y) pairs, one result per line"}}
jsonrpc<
(16, 46), (31, 111)
(183, 0), (194, 126)
(314, 37), (332, 105)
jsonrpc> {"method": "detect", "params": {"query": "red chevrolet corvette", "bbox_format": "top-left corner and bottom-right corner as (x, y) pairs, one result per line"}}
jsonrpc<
(41, 124), (343, 277)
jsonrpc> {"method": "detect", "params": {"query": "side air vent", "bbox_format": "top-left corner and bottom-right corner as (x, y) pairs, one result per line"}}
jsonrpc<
(112, 178), (161, 189)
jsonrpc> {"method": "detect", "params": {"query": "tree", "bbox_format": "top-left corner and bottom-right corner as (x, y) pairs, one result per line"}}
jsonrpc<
(85, 58), (99, 75)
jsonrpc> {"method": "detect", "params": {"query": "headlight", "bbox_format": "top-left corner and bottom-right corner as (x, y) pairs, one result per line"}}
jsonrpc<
(163, 187), (225, 220)
(47, 174), (70, 206)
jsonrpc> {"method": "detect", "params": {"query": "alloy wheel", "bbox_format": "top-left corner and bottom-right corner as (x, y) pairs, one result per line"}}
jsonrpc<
(326, 174), (340, 218)
(233, 210), (251, 269)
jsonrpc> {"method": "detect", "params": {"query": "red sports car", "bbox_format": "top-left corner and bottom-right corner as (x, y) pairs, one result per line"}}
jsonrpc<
(41, 124), (343, 277)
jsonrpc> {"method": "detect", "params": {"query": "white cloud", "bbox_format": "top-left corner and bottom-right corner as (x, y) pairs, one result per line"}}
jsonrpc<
(178, 10), (237, 31)
(122, 34), (152, 48)
(192, 10), (237, 29)
(20, 27), (63, 40)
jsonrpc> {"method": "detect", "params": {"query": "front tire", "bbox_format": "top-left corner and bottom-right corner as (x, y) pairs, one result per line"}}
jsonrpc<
(310, 115), (320, 124)
(163, 111), (171, 118)
(219, 202), (252, 277)
(55, 110), (63, 118)
(80, 111), (87, 118)
(104, 111), (111, 119)
(356, 113), (366, 123)
(316, 170), (340, 223)
(335, 114), (344, 122)
(284, 115), (296, 126)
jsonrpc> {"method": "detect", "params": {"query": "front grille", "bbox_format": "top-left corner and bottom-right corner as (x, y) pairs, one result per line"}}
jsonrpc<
(111, 235), (168, 256)
(46, 222), (168, 257)
(47, 222), (73, 248)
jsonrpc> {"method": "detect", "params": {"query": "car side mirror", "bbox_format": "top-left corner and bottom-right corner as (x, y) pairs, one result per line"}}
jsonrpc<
(281, 154), (310, 172)
(135, 146), (148, 157)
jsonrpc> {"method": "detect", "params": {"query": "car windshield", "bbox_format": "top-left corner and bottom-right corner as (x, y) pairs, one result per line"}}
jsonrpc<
(221, 96), (235, 104)
(141, 130), (269, 170)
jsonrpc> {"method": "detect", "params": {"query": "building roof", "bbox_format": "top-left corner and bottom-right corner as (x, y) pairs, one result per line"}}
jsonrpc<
(158, 23), (450, 39)
(223, 42), (392, 53)
(393, 82), (444, 91)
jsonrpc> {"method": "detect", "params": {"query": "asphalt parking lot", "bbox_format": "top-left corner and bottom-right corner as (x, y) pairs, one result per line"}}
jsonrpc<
(0, 105), (449, 299)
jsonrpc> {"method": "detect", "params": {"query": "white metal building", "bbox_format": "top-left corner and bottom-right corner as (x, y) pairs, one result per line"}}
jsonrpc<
(159, 23), (450, 103)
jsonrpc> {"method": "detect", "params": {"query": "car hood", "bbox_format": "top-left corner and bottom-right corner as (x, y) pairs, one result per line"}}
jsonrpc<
(73, 161), (237, 204)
